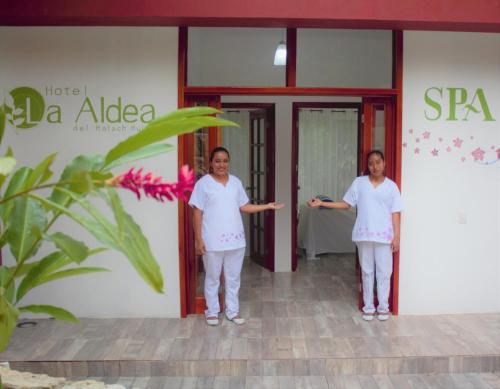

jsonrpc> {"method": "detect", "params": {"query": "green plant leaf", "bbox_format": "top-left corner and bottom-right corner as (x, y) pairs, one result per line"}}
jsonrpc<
(6, 196), (47, 263)
(19, 304), (77, 322)
(31, 193), (120, 251)
(16, 248), (107, 303)
(68, 170), (93, 195)
(103, 108), (237, 168)
(0, 267), (15, 303)
(16, 251), (66, 302)
(46, 232), (89, 264)
(0, 104), (6, 147)
(0, 148), (14, 191)
(33, 189), (163, 293)
(0, 294), (19, 353)
(0, 157), (16, 176)
(32, 188), (163, 293)
(107, 188), (163, 293)
(49, 155), (104, 206)
(25, 153), (57, 188)
(7, 262), (38, 278)
(102, 143), (175, 172)
(35, 267), (109, 286)
(0, 166), (33, 223)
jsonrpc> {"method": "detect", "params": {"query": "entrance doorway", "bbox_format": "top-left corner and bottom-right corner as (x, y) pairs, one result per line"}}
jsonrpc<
(291, 98), (398, 311)
(182, 97), (276, 314)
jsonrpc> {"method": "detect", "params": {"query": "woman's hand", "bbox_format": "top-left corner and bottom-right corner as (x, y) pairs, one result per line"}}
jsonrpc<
(308, 198), (322, 208)
(267, 202), (285, 210)
(391, 235), (400, 253)
(196, 239), (206, 256)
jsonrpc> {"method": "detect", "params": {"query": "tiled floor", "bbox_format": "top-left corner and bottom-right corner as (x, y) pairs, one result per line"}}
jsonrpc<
(77, 372), (500, 388)
(2, 255), (500, 379)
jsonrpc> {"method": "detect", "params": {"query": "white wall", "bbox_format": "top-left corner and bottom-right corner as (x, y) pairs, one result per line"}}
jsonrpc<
(0, 27), (181, 317)
(400, 31), (500, 314)
(222, 96), (361, 272)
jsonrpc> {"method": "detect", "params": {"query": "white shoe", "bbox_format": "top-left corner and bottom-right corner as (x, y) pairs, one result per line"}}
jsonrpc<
(227, 315), (245, 325)
(206, 316), (219, 326)
(362, 313), (374, 321)
(377, 313), (390, 321)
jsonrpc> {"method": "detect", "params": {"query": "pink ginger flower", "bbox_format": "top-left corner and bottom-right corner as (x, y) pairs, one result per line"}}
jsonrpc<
(109, 165), (194, 202)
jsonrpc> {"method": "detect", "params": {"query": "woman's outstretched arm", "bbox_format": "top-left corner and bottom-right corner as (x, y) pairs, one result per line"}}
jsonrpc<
(308, 198), (351, 209)
(240, 202), (284, 214)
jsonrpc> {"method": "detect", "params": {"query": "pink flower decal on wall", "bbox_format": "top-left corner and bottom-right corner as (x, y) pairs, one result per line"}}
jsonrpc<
(414, 148), (420, 154)
(423, 131), (431, 139)
(431, 149), (439, 157)
(446, 146), (452, 152)
(471, 148), (485, 162)
(453, 138), (463, 148)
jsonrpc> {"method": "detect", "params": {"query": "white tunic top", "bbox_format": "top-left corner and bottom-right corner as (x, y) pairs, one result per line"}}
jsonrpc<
(343, 176), (403, 244)
(188, 174), (249, 251)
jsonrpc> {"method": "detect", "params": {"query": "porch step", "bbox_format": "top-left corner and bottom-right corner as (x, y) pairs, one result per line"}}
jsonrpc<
(10, 354), (500, 378)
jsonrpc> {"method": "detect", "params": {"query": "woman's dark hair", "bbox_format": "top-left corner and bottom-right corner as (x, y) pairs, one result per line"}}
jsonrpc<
(365, 149), (385, 175)
(210, 147), (230, 162)
(366, 149), (384, 163)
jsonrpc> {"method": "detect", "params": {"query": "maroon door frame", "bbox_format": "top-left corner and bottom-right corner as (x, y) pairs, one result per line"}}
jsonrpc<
(178, 29), (404, 317)
(222, 103), (276, 272)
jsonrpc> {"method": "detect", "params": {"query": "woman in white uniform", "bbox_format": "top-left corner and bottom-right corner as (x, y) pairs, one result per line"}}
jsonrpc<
(189, 147), (284, 326)
(308, 150), (402, 321)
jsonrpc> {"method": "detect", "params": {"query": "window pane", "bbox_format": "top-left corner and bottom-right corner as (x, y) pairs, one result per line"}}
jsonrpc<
(188, 28), (286, 87)
(297, 29), (392, 88)
(372, 106), (385, 152)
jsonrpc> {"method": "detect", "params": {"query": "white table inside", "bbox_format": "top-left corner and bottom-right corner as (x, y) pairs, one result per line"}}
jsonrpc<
(297, 205), (356, 259)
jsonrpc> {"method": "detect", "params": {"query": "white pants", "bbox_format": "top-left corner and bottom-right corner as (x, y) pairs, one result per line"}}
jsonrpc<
(356, 241), (393, 314)
(203, 248), (245, 319)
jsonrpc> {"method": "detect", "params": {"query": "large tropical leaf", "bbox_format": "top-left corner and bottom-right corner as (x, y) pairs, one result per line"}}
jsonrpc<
(0, 157), (16, 176)
(102, 143), (174, 172)
(0, 166), (33, 223)
(35, 267), (109, 286)
(49, 154), (104, 206)
(16, 251), (66, 302)
(6, 196), (47, 263)
(16, 248), (107, 303)
(31, 190), (163, 292)
(0, 104), (6, 147)
(46, 232), (89, 264)
(25, 152), (57, 188)
(19, 304), (77, 322)
(107, 188), (163, 293)
(31, 193), (120, 250)
(0, 147), (14, 191)
(103, 108), (237, 168)
(0, 267), (15, 303)
(0, 294), (19, 353)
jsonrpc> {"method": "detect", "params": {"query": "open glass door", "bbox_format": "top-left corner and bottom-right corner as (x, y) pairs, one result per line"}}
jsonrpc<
(359, 97), (397, 311)
(221, 104), (276, 272)
(183, 95), (222, 315)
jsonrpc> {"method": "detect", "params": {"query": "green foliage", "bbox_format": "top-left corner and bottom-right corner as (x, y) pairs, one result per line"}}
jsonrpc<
(0, 106), (236, 353)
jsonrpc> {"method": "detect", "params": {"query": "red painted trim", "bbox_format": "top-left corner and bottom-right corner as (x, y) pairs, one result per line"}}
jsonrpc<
(392, 30), (404, 316)
(291, 102), (363, 272)
(186, 87), (398, 96)
(178, 26), (188, 318)
(222, 103), (275, 109)
(286, 28), (297, 88)
(3, 1), (500, 32)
